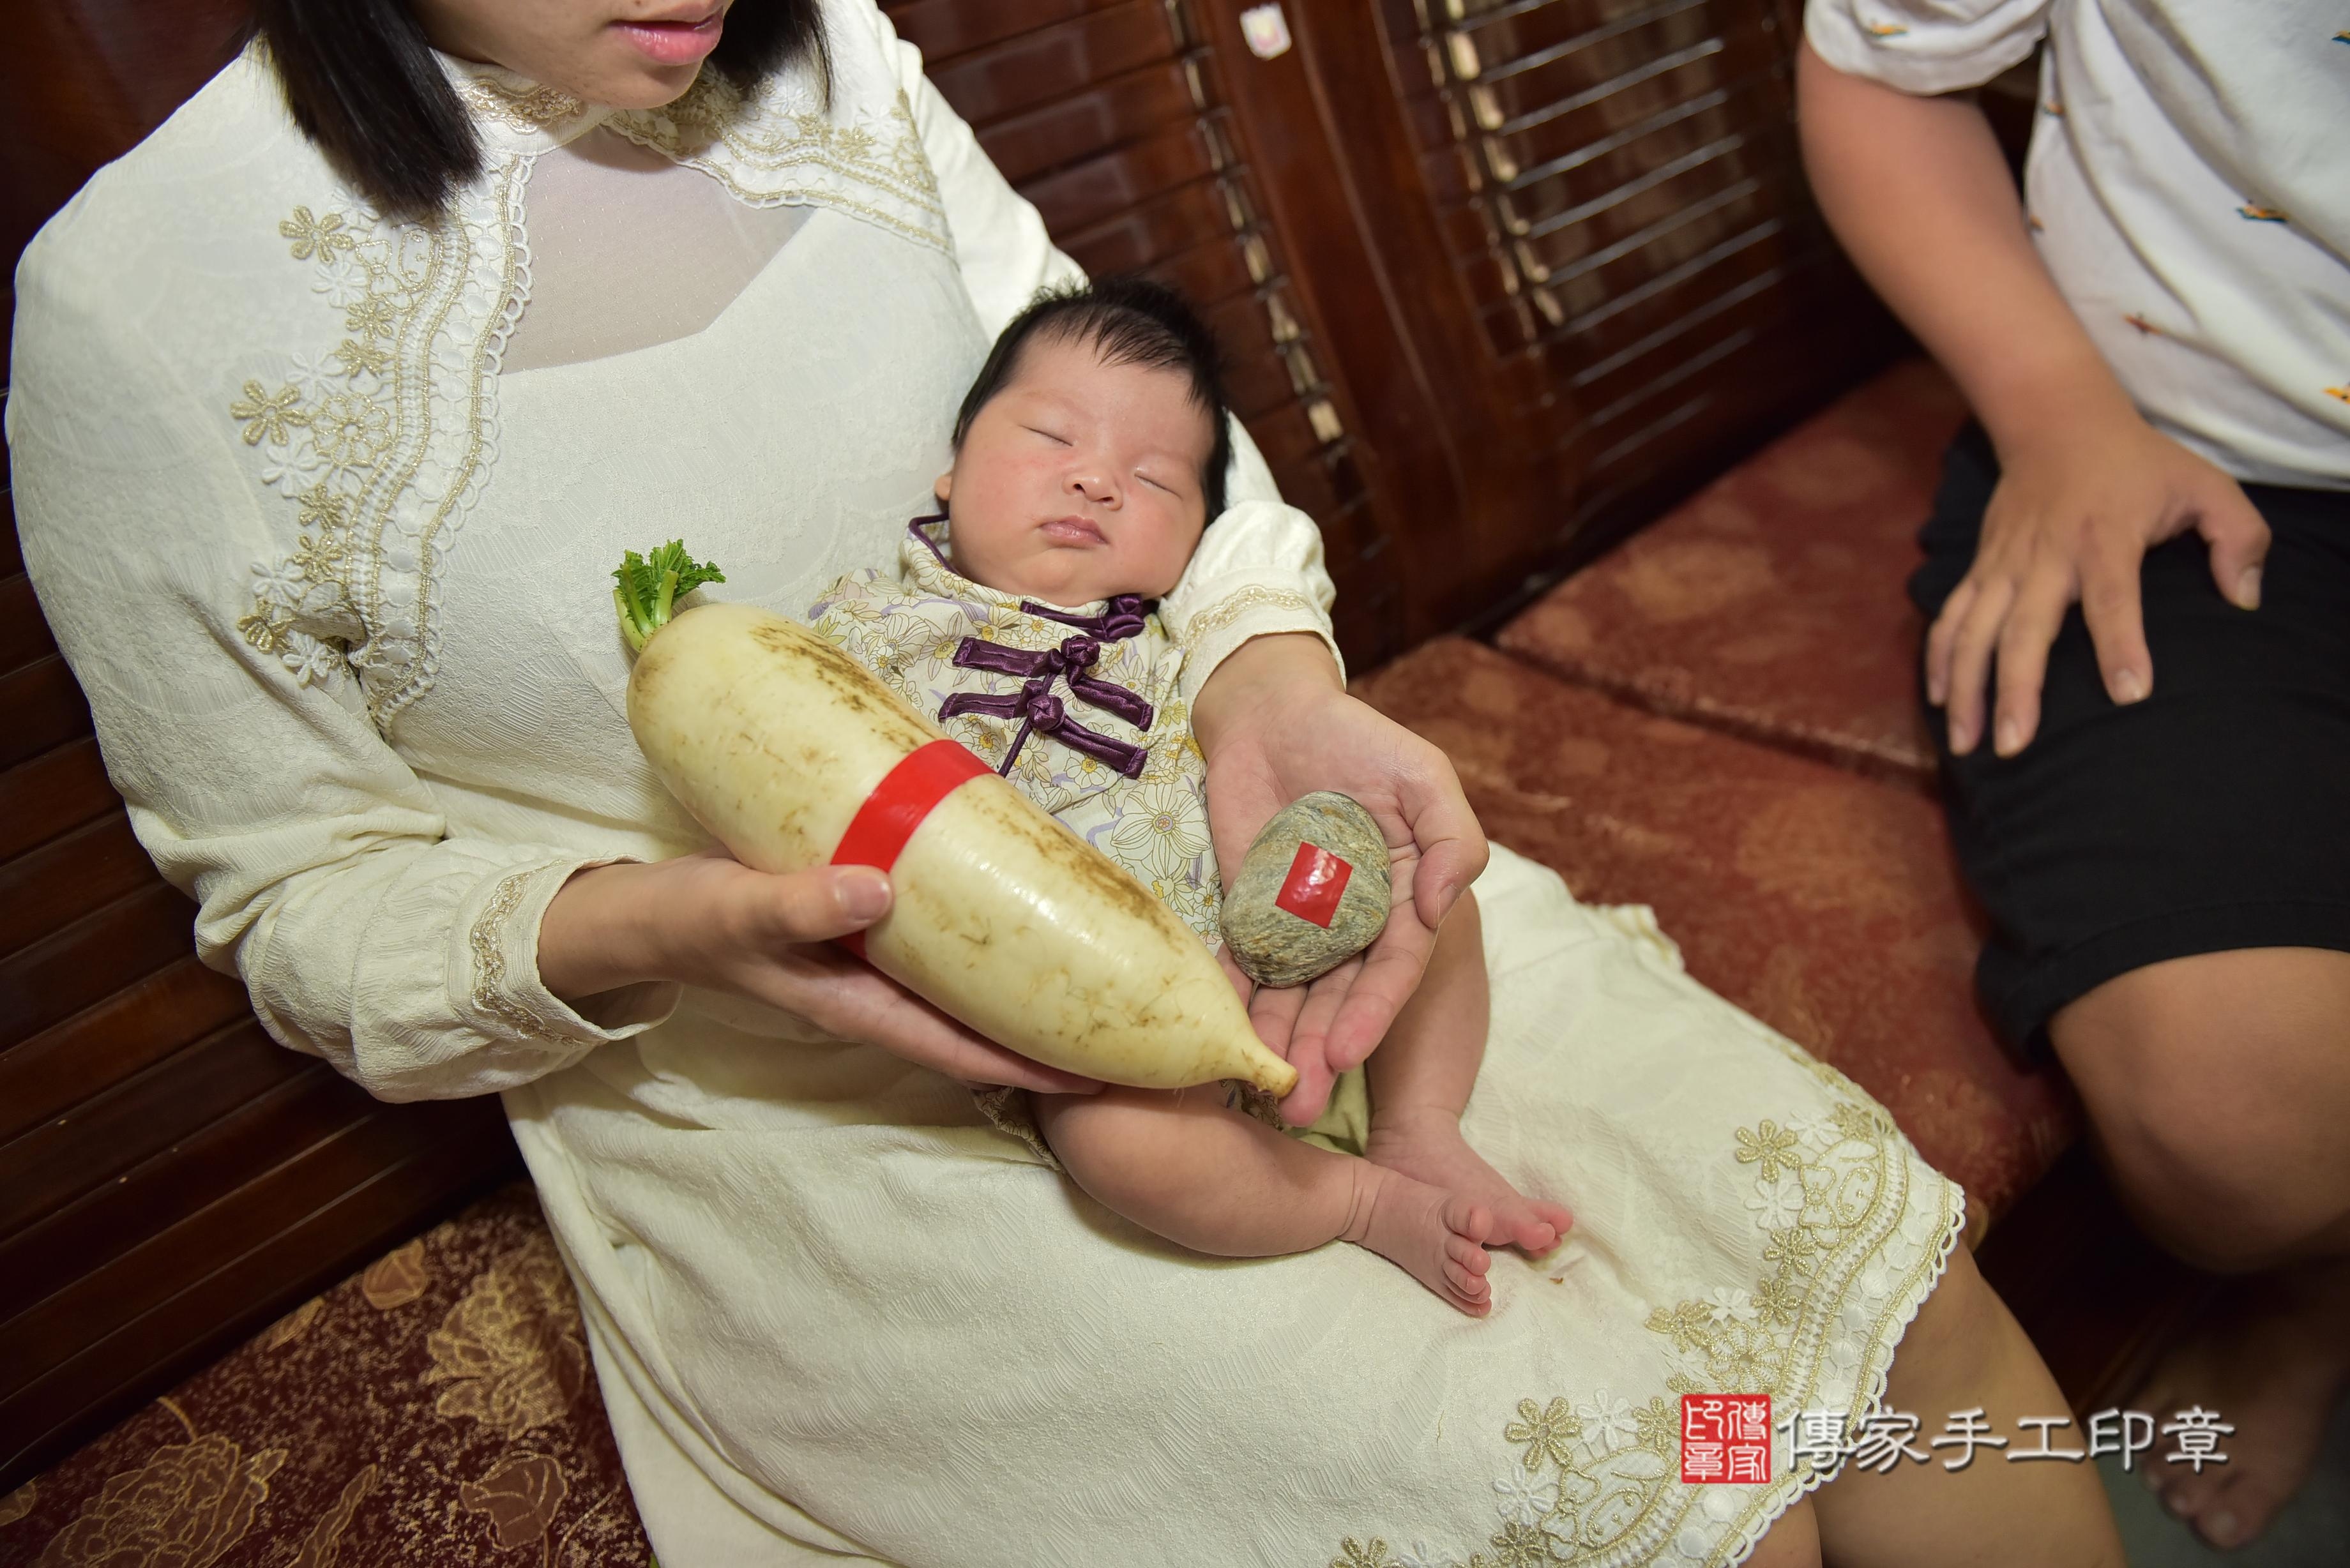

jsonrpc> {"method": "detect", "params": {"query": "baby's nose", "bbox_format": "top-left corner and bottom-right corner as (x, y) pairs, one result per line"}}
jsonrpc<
(1070, 472), (1119, 506)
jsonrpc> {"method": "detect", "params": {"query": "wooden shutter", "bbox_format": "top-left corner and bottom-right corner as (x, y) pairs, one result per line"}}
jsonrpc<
(1, 9), (515, 1495)
(1191, 0), (1903, 632)
(886, 0), (1412, 668)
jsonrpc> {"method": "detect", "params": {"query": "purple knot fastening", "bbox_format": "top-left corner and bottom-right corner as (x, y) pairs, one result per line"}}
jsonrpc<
(938, 631), (1155, 777)
(907, 513), (1160, 779)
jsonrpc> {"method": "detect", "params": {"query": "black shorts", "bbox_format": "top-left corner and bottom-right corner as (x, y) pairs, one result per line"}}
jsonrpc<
(1909, 423), (2350, 1058)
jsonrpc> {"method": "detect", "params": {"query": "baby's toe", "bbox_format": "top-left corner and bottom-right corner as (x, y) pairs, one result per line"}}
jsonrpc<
(1446, 1233), (1492, 1278)
(1443, 1255), (1492, 1302)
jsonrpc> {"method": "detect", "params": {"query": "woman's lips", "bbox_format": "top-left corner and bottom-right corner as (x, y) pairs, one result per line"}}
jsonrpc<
(612, 9), (724, 66)
(1040, 516), (1107, 546)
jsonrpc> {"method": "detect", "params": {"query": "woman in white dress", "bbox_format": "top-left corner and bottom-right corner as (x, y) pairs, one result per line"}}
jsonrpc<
(7, 1), (2121, 1563)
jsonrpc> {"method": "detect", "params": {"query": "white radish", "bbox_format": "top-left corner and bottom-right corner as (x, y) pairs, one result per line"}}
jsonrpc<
(613, 545), (1298, 1097)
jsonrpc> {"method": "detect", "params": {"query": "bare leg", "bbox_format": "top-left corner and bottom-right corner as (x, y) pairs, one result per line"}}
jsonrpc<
(1810, 1246), (2126, 1567)
(1748, 1497), (1823, 1568)
(2051, 946), (2350, 1549)
(1356, 893), (1576, 1253)
(1035, 1085), (1497, 1315)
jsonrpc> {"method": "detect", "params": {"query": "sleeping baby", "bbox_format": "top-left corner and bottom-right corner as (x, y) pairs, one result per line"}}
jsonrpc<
(808, 278), (1570, 1314)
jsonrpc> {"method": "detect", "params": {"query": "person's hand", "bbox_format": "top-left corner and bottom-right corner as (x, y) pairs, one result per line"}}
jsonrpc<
(540, 852), (1101, 1094)
(1192, 637), (1487, 1124)
(1930, 408), (2267, 758)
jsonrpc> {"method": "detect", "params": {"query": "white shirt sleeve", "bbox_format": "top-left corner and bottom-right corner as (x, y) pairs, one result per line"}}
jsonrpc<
(6, 223), (679, 1103)
(871, 1), (1342, 698)
(1803, 0), (2049, 94)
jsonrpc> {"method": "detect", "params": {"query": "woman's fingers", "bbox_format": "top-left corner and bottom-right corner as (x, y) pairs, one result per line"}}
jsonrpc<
(1943, 572), (2016, 754)
(801, 956), (1102, 1094)
(1323, 915), (1437, 1073)
(2195, 474), (2271, 612)
(1387, 747), (1487, 927)
(1247, 970), (1309, 1054)
(744, 863), (895, 946)
(1285, 956), (1360, 1072)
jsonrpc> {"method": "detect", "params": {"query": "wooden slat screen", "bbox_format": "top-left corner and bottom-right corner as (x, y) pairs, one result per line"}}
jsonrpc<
(1378, 0), (1900, 534)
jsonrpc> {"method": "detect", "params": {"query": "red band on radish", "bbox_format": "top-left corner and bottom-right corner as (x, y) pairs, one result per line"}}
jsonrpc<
(1273, 841), (1353, 928)
(830, 739), (990, 957)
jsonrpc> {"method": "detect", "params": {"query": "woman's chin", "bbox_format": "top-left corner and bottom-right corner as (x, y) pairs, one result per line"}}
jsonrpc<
(566, 57), (709, 112)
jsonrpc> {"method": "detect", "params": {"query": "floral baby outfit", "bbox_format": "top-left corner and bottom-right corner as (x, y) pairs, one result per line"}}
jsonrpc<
(810, 516), (1223, 945)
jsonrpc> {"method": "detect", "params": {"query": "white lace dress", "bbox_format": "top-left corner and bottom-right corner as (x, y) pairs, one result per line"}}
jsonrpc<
(8, 5), (1964, 1564)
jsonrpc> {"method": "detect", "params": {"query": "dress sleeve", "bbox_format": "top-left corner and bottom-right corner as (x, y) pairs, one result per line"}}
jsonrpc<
(1803, 0), (2047, 95)
(868, 1), (1342, 697)
(5, 227), (678, 1104)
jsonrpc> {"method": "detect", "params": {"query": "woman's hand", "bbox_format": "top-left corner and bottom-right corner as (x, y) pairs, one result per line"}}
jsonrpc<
(1930, 408), (2267, 758)
(1192, 634), (1488, 1124)
(539, 853), (1102, 1094)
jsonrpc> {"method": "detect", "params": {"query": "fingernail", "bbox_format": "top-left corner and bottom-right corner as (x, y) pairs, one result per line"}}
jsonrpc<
(2113, 668), (2145, 704)
(2205, 1511), (2242, 1548)
(2238, 567), (2261, 610)
(837, 870), (891, 921)
(2142, 1467), (2162, 1492)
(1994, 716), (2020, 756)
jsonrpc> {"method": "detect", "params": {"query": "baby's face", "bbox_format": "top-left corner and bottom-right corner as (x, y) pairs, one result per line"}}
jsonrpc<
(936, 333), (1215, 607)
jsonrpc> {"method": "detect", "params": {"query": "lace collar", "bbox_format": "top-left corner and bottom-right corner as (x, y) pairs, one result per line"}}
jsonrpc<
(440, 33), (949, 251)
(439, 55), (610, 155)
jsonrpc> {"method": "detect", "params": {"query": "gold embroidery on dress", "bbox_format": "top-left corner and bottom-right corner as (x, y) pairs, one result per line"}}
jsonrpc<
(1174, 584), (1323, 655)
(1332, 1093), (1962, 1568)
(604, 75), (950, 252)
(470, 868), (550, 1039)
(232, 165), (530, 725)
(457, 75), (588, 132)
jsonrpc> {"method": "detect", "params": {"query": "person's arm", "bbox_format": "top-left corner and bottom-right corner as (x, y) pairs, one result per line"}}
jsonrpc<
(6, 248), (684, 1101)
(1798, 7), (2266, 757)
(8, 193), (1095, 1106)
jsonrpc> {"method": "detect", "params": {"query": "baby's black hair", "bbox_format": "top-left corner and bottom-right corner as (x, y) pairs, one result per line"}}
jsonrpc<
(953, 276), (1233, 521)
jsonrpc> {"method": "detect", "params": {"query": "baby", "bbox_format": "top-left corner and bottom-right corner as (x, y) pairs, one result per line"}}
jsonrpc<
(810, 279), (1571, 1314)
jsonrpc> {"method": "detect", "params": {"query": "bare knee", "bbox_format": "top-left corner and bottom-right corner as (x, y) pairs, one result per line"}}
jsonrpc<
(1744, 1496), (1821, 1568)
(1888, 1241), (2011, 1392)
(2052, 947), (2350, 1272)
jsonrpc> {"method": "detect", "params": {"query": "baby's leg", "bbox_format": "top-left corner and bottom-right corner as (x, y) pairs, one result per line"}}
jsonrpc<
(1035, 1086), (1496, 1315)
(1360, 891), (1576, 1254)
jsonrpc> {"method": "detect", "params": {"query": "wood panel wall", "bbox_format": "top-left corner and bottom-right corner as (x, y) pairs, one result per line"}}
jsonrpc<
(1188, 0), (1905, 636)
(0, 15), (518, 1496)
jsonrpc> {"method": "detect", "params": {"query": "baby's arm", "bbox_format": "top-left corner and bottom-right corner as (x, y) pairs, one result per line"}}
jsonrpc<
(1033, 1083), (1497, 1315)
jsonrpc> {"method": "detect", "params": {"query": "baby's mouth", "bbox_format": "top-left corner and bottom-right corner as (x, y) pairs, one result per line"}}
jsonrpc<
(1040, 515), (1107, 545)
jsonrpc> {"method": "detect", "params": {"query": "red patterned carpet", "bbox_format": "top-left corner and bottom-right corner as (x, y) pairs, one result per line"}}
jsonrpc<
(1499, 359), (1969, 787)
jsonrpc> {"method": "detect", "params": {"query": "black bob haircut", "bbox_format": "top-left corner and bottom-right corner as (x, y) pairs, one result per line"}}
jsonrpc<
(952, 276), (1234, 522)
(252, 0), (828, 219)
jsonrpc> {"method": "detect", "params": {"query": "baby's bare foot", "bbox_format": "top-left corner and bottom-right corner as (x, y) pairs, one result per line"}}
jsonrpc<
(1365, 1108), (1573, 1255)
(1344, 1163), (1494, 1316)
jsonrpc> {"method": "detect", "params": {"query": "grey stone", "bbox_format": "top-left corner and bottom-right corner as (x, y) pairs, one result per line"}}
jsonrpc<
(1220, 791), (1392, 988)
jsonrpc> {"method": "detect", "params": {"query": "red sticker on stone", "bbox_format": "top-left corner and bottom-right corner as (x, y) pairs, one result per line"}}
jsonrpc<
(1274, 841), (1353, 928)
(830, 738), (990, 958)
